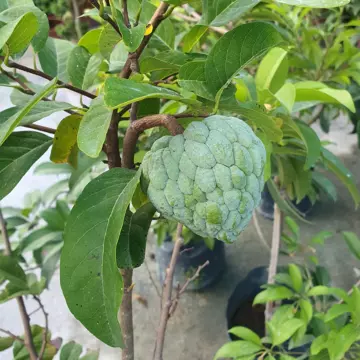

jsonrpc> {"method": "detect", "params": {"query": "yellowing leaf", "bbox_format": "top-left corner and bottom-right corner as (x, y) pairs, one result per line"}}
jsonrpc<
(145, 24), (153, 36)
(50, 115), (82, 166)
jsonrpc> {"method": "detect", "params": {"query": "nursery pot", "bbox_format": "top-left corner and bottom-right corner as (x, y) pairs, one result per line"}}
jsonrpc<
(258, 184), (314, 220)
(156, 236), (226, 291)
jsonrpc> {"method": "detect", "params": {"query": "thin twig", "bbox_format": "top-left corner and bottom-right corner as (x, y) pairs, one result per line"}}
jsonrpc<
(0, 56), (96, 99)
(0, 328), (24, 343)
(144, 259), (161, 299)
(307, 104), (324, 125)
(1, 67), (31, 91)
(33, 296), (49, 360)
(28, 306), (41, 316)
(338, 278), (360, 304)
(122, 0), (130, 27)
(265, 202), (283, 324)
(89, 0), (121, 35)
(0, 209), (38, 360)
(24, 124), (56, 134)
(153, 223), (183, 360)
(252, 212), (270, 252)
(123, 114), (184, 168)
(71, 0), (82, 40)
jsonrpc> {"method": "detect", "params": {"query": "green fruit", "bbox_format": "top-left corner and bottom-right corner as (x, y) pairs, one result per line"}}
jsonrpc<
(141, 115), (266, 243)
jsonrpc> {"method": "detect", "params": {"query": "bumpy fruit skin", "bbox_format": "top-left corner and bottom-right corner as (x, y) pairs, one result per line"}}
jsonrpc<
(141, 115), (266, 243)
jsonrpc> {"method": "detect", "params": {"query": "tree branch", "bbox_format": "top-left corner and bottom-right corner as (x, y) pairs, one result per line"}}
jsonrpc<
(153, 223), (183, 360)
(0, 328), (24, 343)
(122, 114), (184, 168)
(122, 0), (130, 27)
(33, 296), (49, 360)
(24, 124), (56, 134)
(121, 2), (171, 78)
(89, 0), (121, 35)
(104, 111), (122, 168)
(0, 56), (96, 99)
(71, 0), (82, 40)
(0, 209), (38, 360)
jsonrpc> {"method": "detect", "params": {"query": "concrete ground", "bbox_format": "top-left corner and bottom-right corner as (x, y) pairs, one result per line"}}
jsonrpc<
(1, 52), (360, 360)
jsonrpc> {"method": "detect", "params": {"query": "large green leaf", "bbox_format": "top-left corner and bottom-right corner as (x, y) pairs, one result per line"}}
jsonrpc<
(295, 82), (355, 112)
(108, 41), (128, 73)
(321, 147), (360, 207)
(342, 231), (360, 261)
(276, 0), (349, 8)
(214, 340), (262, 360)
(312, 171), (337, 202)
(202, 0), (260, 27)
(268, 318), (305, 346)
(78, 28), (102, 54)
(0, 255), (27, 288)
(99, 24), (120, 60)
(0, 132), (52, 201)
(204, 22), (284, 102)
(117, 203), (156, 269)
(38, 37), (75, 82)
(104, 78), (191, 109)
(140, 51), (189, 74)
(78, 97), (112, 158)
(0, 5), (49, 52)
(0, 78), (57, 145)
(60, 168), (141, 347)
(182, 25), (208, 53)
(67, 46), (92, 89)
(0, 12), (38, 55)
(274, 83), (296, 113)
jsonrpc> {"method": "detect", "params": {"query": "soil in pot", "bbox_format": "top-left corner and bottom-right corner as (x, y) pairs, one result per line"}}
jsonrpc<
(156, 235), (226, 291)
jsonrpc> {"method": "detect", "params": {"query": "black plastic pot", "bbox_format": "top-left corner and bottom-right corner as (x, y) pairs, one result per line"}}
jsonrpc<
(258, 184), (314, 220)
(156, 236), (226, 291)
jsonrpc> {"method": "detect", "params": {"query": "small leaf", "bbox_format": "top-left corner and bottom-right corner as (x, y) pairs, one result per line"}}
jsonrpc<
(0, 12), (38, 55)
(321, 147), (360, 207)
(34, 162), (72, 175)
(268, 318), (305, 346)
(82, 53), (102, 90)
(342, 231), (360, 260)
(116, 203), (156, 269)
(253, 286), (294, 304)
(78, 97), (112, 158)
(38, 38), (75, 82)
(182, 25), (208, 52)
(50, 115), (82, 166)
(228, 327), (262, 346)
(0, 255), (27, 288)
(312, 172), (337, 202)
(0, 132), (52, 200)
(214, 340), (262, 359)
(104, 78), (195, 109)
(299, 299), (313, 323)
(99, 24), (120, 60)
(20, 228), (62, 252)
(78, 28), (102, 54)
(324, 304), (350, 323)
(67, 46), (92, 89)
(276, 0), (349, 7)
(60, 168), (141, 347)
(274, 83), (296, 113)
(205, 22), (284, 103)
(311, 230), (333, 245)
(108, 41), (128, 73)
(0, 78), (57, 145)
(288, 264), (303, 292)
(60, 341), (82, 360)
(297, 121), (321, 170)
(285, 217), (299, 238)
(0, 336), (14, 351)
(140, 51), (189, 74)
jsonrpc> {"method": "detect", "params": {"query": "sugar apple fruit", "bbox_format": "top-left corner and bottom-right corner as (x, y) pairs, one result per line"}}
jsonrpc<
(141, 115), (266, 243)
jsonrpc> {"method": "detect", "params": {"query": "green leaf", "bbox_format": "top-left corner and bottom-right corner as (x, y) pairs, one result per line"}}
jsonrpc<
(228, 327), (262, 346)
(0, 5), (49, 52)
(276, 0), (349, 8)
(40, 209), (66, 231)
(182, 25), (208, 52)
(311, 230), (333, 245)
(324, 304), (350, 323)
(297, 121), (321, 170)
(116, 203), (156, 269)
(0, 78), (57, 145)
(328, 324), (360, 360)
(140, 51), (189, 74)
(280, 355), (297, 360)
(38, 38), (75, 82)
(78, 96), (112, 158)
(0, 336), (14, 351)
(20, 228), (62, 252)
(99, 24), (120, 60)
(214, 340), (262, 359)
(311, 334), (328, 356)
(67, 46), (92, 89)
(312, 172), (337, 202)
(108, 41), (128, 73)
(80, 350), (99, 360)
(82, 53), (102, 91)
(274, 83), (296, 113)
(60, 341), (82, 360)
(202, 0), (260, 27)
(78, 28), (102, 54)
(50, 115), (82, 166)
(60, 168), (141, 347)
(321, 147), (360, 207)
(253, 286), (294, 304)
(104, 78), (193, 109)
(268, 318), (305, 346)
(342, 231), (360, 260)
(256, 47), (288, 96)
(285, 217), (299, 237)
(288, 264), (303, 292)
(41, 243), (61, 287)
(295, 82), (355, 113)
(0, 131), (52, 201)
(0, 255), (27, 288)
(257, 132), (272, 181)
(299, 299), (313, 323)
(204, 22), (284, 103)
(34, 162), (72, 175)
(113, 10), (145, 52)
(0, 12), (38, 54)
